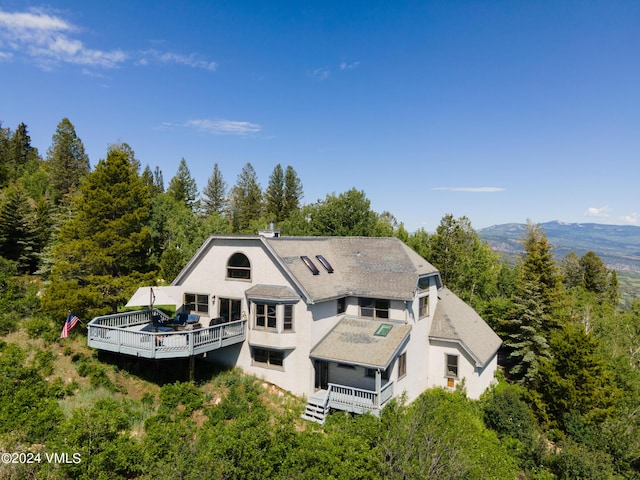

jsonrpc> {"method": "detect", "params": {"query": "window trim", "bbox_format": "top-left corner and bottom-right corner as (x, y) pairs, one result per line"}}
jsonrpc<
(283, 304), (294, 332)
(252, 348), (284, 370)
(446, 354), (459, 378)
(359, 298), (390, 320)
(418, 295), (429, 319)
(398, 352), (407, 379)
(219, 297), (242, 322)
(255, 303), (277, 331)
(226, 252), (251, 281)
(184, 293), (209, 314)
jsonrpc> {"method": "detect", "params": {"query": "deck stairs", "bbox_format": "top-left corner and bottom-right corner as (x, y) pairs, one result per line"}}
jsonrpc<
(301, 389), (330, 425)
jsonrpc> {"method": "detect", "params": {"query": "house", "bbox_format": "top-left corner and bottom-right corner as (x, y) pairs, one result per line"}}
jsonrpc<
(88, 233), (501, 423)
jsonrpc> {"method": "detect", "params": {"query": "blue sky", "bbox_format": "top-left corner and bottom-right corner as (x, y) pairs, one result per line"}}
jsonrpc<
(1, 1), (638, 231)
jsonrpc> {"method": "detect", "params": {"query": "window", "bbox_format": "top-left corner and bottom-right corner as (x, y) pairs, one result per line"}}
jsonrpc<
(253, 348), (284, 368)
(337, 297), (346, 314)
(300, 256), (320, 275)
(360, 298), (390, 319)
(184, 293), (208, 314)
(316, 255), (334, 273)
(219, 298), (241, 322)
(419, 295), (429, 318)
(255, 303), (277, 330)
(227, 253), (251, 280)
(418, 276), (430, 291)
(283, 304), (294, 331)
(374, 324), (393, 337)
(446, 354), (458, 378)
(398, 353), (407, 379)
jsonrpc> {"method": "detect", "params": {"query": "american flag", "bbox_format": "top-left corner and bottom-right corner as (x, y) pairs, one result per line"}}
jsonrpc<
(60, 313), (80, 338)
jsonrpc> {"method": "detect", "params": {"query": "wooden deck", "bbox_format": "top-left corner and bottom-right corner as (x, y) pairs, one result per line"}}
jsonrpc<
(87, 309), (246, 359)
(302, 382), (395, 424)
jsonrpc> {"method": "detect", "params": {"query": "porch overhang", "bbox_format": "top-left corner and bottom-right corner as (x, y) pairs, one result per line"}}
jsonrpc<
(310, 316), (411, 370)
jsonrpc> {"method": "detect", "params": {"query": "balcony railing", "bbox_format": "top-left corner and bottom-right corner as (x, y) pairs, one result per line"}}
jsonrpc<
(87, 309), (246, 359)
(326, 381), (394, 415)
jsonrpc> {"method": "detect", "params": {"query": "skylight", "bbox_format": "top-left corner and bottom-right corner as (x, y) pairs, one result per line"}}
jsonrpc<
(300, 256), (320, 275)
(315, 255), (334, 273)
(374, 324), (393, 337)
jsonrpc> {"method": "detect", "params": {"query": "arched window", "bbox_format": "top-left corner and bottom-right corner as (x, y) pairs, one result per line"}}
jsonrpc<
(227, 252), (251, 280)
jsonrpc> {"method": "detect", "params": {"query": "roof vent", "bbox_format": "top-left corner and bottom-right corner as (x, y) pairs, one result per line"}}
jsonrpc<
(315, 255), (334, 273)
(300, 256), (320, 275)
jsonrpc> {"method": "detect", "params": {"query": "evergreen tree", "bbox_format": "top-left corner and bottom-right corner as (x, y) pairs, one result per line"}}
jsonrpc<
(45, 118), (90, 204)
(141, 165), (165, 197)
(107, 141), (139, 171)
(0, 122), (11, 188)
(265, 164), (285, 222)
(0, 123), (41, 188)
(505, 278), (551, 385)
(42, 148), (153, 319)
(167, 158), (199, 211)
(0, 184), (40, 273)
(230, 163), (262, 232)
(537, 323), (621, 427)
(520, 221), (563, 327)
(202, 163), (227, 216)
(283, 165), (303, 218)
(579, 251), (610, 295)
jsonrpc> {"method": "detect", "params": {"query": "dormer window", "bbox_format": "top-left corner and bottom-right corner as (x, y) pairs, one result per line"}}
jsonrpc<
(227, 253), (251, 280)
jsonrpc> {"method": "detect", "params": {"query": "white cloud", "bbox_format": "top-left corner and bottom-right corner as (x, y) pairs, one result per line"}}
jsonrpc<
(184, 119), (262, 136)
(140, 49), (217, 71)
(310, 67), (330, 81)
(584, 206), (611, 218)
(0, 9), (126, 69)
(432, 187), (505, 193)
(0, 9), (215, 72)
(340, 60), (360, 71)
(620, 212), (639, 225)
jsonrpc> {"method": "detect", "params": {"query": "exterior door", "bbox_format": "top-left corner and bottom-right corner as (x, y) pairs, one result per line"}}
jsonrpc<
(315, 360), (329, 390)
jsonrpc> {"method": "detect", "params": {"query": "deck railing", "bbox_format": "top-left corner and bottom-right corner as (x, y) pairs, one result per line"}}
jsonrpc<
(87, 309), (246, 359)
(326, 381), (394, 415)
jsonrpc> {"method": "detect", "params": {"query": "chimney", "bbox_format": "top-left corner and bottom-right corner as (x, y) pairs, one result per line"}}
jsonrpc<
(258, 222), (280, 238)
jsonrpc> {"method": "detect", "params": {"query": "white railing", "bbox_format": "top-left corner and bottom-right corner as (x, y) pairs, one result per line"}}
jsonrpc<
(326, 381), (394, 415)
(87, 309), (246, 358)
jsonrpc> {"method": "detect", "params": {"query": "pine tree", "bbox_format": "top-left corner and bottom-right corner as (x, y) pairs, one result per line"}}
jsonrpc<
(283, 165), (303, 218)
(520, 221), (563, 328)
(42, 148), (153, 318)
(202, 163), (227, 216)
(0, 184), (40, 273)
(6, 123), (40, 184)
(265, 164), (285, 222)
(167, 158), (199, 211)
(0, 122), (11, 188)
(230, 163), (262, 232)
(505, 279), (551, 384)
(46, 118), (90, 204)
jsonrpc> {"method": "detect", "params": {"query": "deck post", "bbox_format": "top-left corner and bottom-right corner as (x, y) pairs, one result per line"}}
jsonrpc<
(375, 369), (381, 409)
(189, 356), (195, 381)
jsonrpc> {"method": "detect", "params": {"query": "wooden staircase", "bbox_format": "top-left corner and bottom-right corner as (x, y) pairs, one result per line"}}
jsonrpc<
(301, 389), (329, 424)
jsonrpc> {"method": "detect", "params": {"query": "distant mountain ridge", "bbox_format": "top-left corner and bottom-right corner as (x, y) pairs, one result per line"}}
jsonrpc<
(479, 221), (640, 274)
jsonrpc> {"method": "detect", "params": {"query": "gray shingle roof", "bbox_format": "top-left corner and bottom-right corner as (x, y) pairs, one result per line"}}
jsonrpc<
(310, 316), (411, 369)
(430, 287), (502, 367)
(265, 236), (439, 303)
(245, 284), (300, 302)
